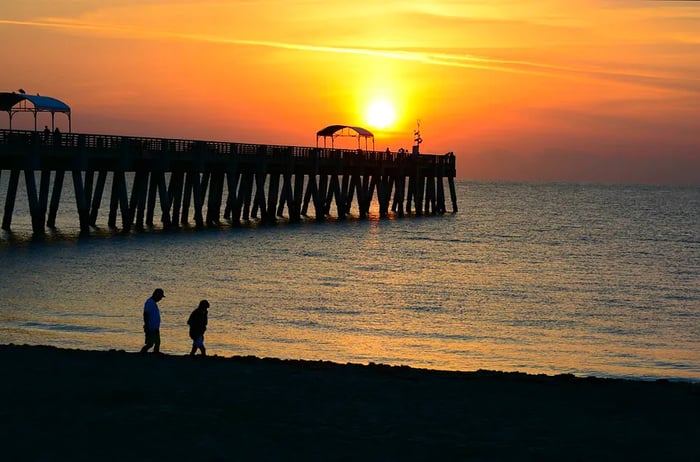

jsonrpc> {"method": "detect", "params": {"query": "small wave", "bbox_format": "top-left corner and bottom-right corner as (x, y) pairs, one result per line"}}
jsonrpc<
(447, 258), (480, 264)
(404, 305), (444, 313)
(20, 322), (118, 333)
(358, 265), (385, 272)
(317, 276), (345, 288)
(652, 360), (696, 371)
(640, 237), (700, 245)
(284, 319), (325, 329)
(299, 306), (363, 316)
(672, 269), (699, 276)
(404, 236), (469, 244)
(491, 233), (524, 239)
(298, 250), (327, 258)
(56, 312), (127, 320)
(664, 294), (699, 302)
(262, 336), (306, 345)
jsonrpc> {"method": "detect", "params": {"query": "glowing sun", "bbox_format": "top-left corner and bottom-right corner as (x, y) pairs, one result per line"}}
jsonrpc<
(365, 99), (397, 129)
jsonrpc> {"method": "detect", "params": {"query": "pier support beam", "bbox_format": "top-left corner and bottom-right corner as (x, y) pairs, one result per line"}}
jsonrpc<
(47, 171), (65, 228)
(290, 173), (304, 223)
(89, 171), (107, 226)
(192, 172), (206, 228)
(131, 171), (148, 230)
(436, 176), (446, 214)
(168, 171), (185, 228)
(265, 172), (280, 224)
(223, 169), (240, 224)
(448, 177), (458, 213)
(72, 171), (90, 234)
(2, 169), (20, 231)
(206, 170), (225, 226)
(181, 172), (193, 225)
(25, 170), (44, 234)
(240, 172), (254, 221)
(107, 172), (127, 230)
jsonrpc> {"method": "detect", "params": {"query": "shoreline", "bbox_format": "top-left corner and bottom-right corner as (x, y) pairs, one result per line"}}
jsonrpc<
(1, 344), (698, 460)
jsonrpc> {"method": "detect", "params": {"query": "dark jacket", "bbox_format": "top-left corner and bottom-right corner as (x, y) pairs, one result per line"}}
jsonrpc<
(187, 307), (208, 340)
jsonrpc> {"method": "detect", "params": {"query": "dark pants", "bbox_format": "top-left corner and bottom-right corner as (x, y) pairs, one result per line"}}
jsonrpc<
(141, 328), (160, 353)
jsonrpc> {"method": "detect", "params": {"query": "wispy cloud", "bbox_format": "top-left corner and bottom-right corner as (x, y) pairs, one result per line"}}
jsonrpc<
(2, 17), (699, 94)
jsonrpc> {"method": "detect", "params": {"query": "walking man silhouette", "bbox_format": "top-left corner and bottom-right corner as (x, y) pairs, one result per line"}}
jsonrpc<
(187, 300), (209, 356)
(140, 288), (165, 354)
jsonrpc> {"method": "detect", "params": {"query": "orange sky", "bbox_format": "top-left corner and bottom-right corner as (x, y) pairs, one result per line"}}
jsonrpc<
(1, 0), (699, 184)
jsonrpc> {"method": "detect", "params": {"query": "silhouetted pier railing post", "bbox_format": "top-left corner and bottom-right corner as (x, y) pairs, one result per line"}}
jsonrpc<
(0, 128), (457, 235)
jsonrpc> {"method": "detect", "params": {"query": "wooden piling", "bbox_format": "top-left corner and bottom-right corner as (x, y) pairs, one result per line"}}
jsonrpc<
(71, 170), (90, 234)
(89, 171), (107, 226)
(169, 171), (185, 228)
(24, 169), (43, 233)
(47, 170), (65, 228)
(2, 169), (19, 231)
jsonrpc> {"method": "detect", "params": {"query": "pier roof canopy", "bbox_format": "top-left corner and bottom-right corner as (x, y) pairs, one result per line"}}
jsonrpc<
(0, 92), (71, 113)
(316, 124), (375, 150)
(316, 125), (374, 138)
(1, 91), (72, 132)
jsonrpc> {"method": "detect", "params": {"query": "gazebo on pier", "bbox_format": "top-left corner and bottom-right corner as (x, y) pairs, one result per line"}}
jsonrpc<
(316, 125), (374, 151)
(0, 91), (72, 132)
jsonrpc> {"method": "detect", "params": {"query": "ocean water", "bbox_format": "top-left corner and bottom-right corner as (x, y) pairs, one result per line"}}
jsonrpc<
(0, 179), (698, 382)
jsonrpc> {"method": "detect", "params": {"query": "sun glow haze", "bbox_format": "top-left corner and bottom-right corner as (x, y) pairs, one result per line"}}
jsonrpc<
(1, 1), (699, 183)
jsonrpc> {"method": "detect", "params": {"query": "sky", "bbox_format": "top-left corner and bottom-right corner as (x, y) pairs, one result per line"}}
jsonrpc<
(1, 0), (699, 184)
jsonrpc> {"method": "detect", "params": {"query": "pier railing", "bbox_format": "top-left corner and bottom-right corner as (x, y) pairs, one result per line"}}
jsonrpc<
(0, 128), (457, 234)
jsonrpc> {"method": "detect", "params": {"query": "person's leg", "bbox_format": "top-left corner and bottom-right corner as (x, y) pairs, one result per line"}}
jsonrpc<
(141, 331), (153, 353)
(192, 336), (205, 355)
(153, 330), (161, 353)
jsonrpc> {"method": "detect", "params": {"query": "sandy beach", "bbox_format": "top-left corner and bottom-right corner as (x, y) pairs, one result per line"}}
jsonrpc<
(1, 344), (697, 461)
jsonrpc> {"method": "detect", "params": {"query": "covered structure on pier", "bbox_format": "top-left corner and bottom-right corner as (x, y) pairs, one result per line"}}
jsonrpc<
(0, 91), (72, 132)
(316, 125), (374, 151)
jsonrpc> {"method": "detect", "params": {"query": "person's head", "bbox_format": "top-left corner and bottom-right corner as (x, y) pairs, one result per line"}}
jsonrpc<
(152, 288), (165, 302)
(199, 299), (210, 310)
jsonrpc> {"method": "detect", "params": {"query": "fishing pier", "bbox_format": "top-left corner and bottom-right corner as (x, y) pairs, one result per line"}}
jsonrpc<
(0, 93), (457, 235)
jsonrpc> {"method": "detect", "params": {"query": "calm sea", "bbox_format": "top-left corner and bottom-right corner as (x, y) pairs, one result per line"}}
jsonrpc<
(1, 179), (698, 382)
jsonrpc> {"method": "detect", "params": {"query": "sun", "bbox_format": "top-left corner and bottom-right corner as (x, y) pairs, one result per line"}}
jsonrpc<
(365, 99), (397, 130)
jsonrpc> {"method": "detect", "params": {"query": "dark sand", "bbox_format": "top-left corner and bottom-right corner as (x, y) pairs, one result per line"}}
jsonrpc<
(1, 345), (697, 461)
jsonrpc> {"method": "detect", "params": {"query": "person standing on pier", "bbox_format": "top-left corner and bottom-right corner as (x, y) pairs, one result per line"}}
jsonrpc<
(187, 300), (209, 356)
(140, 288), (165, 354)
